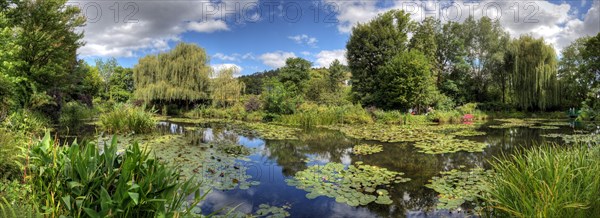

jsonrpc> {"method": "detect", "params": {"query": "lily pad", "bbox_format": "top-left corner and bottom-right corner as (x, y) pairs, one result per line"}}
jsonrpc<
(352, 144), (383, 155)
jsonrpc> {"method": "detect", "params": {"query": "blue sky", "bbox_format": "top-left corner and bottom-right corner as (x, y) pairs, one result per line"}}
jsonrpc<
(76, 0), (599, 76)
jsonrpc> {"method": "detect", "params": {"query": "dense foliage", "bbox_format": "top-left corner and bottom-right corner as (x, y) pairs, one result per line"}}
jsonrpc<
(27, 133), (205, 217)
(133, 43), (211, 105)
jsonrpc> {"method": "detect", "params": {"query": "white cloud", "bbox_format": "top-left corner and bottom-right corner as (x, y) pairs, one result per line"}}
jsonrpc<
(187, 20), (230, 33)
(288, 34), (318, 47)
(75, 0), (259, 57)
(259, 51), (296, 68)
(212, 63), (243, 75)
(315, 49), (347, 68)
(323, 0), (600, 52)
(241, 52), (255, 60)
(213, 53), (239, 61)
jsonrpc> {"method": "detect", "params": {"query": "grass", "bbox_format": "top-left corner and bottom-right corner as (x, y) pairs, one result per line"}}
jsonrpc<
(486, 144), (600, 217)
(0, 129), (26, 180)
(99, 104), (156, 134)
(275, 104), (372, 128)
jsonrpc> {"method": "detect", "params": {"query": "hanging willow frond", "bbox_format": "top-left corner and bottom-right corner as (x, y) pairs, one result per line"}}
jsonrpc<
(508, 36), (560, 111)
(133, 43), (211, 103)
(211, 67), (245, 107)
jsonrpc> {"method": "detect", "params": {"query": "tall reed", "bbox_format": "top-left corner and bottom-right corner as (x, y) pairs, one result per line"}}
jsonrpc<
(486, 144), (600, 217)
(99, 104), (155, 134)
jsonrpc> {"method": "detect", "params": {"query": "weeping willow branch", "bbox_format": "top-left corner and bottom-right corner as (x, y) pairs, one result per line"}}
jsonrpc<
(133, 43), (211, 104)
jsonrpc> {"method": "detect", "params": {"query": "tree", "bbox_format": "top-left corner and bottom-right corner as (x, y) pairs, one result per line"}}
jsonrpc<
(376, 50), (438, 110)
(346, 10), (414, 106)
(11, 0), (85, 102)
(410, 17), (439, 71)
(278, 57), (311, 93)
(262, 78), (302, 115)
(0, 12), (19, 117)
(462, 16), (509, 102)
(507, 36), (560, 111)
(238, 69), (279, 95)
(95, 57), (118, 98)
(581, 33), (600, 111)
(211, 67), (245, 107)
(108, 66), (134, 102)
(327, 59), (346, 93)
(558, 37), (591, 107)
(133, 43), (211, 106)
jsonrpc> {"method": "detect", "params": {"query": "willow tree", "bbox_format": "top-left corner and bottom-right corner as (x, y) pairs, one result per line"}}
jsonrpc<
(211, 67), (245, 107)
(507, 36), (560, 111)
(133, 43), (211, 106)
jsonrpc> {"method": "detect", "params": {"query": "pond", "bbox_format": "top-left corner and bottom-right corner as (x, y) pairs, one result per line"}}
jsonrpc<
(76, 119), (597, 217)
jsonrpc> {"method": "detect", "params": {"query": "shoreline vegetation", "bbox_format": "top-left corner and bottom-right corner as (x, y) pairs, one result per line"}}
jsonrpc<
(1, 1), (599, 217)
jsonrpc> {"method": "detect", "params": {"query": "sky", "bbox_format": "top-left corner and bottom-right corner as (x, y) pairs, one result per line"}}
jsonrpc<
(72, 0), (600, 76)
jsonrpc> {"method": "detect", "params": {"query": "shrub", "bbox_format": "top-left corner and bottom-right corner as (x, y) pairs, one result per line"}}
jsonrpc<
(427, 110), (461, 123)
(99, 105), (155, 134)
(276, 104), (373, 128)
(26, 132), (206, 217)
(372, 110), (403, 124)
(0, 129), (26, 180)
(59, 101), (95, 129)
(457, 103), (478, 114)
(2, 110), (51, 135)
(0, 180), (39, 218)
(244, 95), (262, 112)
(486, 144), (600, 217)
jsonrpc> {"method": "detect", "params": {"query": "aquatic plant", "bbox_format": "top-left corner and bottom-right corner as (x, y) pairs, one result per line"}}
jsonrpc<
(541, 133), (600, 144)
(489, 118), (537, 128)
(352, 144), (383, 155)
(413, 136), (487, 154)
(99, 104), (155, 134)
(286, 162), (410, 206)
(452, 129), (487, 137)
(213, 204), (291, 218)
(27, 132), (206, 217)
(528, 125), (560, 130)
(240, 122), (300, 140)
(486, 144), (600, 217)
(426, 167), (493, 211)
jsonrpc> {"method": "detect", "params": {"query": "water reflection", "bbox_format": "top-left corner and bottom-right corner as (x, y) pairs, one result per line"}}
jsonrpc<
(149, 120), (590, 217)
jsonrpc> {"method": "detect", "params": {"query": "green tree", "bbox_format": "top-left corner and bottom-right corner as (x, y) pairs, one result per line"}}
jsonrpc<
(262, 78), (302, 115)
(376, 50), (438, 110)
(346, 10), (414, 106)
(558, 37), (591, 107)
(133, 43), (211, 106)
(108, 66), (133, 102)
(462, 16), (509, 102)
(95, 57), (118, 99)
(581, 33), (600, 111)
(305, 68), (329, 103)
(211, 67), (245, 107)
(0, 12), (19, 118)
(410, 17), (439, 72)
(327, 59), (346, 93)
(506, 36), (560, 111)
(11, 0), (85, 103)
(278, 57), (311, 93)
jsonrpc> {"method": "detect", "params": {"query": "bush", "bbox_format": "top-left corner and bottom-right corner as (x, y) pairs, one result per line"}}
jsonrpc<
(2, 110), (51, 136)
(372, 110), (403, 124)
(0, 129), (26, 180)
(0, 180), (39, 218)
(99, 105), (155, 134)
(486, 144), (600, 217)
(457, 103), (478, 114)
(262, 80), (302, 115)
(59, 101), (95, 129)
(185, 105), (247, 120)
(244, 95), (262, 112)
(26, 132), (206, 217)
(427, 110), (461, 123)
(276, 104), (373, 128)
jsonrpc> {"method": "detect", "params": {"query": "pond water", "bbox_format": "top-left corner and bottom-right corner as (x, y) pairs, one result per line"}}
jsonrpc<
(140, 119), (593, 217)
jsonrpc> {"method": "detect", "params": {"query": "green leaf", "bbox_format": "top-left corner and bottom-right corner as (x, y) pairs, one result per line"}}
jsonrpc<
(128, 192), (140, 205)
